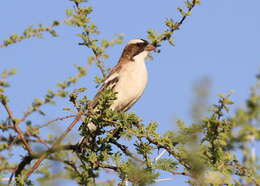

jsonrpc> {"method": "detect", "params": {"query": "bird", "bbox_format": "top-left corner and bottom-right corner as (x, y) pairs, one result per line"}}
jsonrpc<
(81, 38), (156, 134)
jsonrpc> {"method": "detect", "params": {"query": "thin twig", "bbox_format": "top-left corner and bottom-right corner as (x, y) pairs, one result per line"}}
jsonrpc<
(13, 144), (77, 178)
(24, 115), (81, 179)
(0, 167), (16, 171)
(8, 136), (19, 150)
(146, 136), (191, 171)
(159, 0), (198, 43)
(155, 177), (175, 182)
(169, 170), (191, 177)
(14, 155), (34, 177)
(155, 149), (167, 162)
(99, 163), (119, 172)
(35, 114), (77, 129)
(0, 136), (49, 146)
(31, 135), (51, 148)
(93, 52), (107, 78)
(177, 0), (197, 27)
(110, 140), (144, 163)
(0, 177), (10, 181)
(1, 101), (33, 155)
(74, 2), (107, 78)
(0, 125), (13, 130)
(20, 109), (35, 124)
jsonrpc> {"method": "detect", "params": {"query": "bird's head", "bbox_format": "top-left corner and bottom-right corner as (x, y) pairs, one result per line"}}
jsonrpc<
(121, 39), (156, 61)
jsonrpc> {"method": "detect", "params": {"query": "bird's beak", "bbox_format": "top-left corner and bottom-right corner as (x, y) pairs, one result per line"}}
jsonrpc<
(144, 44), (156, 51)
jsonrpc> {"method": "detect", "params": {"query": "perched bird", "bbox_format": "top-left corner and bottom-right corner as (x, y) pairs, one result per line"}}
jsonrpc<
(83, 39), (156, 132)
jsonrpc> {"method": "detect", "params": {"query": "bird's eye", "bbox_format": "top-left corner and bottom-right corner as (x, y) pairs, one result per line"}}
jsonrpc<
(137, 43), (144, 48)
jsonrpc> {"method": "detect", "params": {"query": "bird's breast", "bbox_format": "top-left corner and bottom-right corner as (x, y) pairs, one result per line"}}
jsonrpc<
(111, 60), (148, 111)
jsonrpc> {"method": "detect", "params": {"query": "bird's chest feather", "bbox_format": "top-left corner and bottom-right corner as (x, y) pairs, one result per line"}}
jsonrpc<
(121, 61), (147, 93)
(113, 60), (148, 109)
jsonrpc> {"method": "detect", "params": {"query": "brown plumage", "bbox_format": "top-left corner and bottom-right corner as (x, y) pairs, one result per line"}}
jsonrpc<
(78, 39), (155, 148)
(83, 39), (155, 133)
(90, 39), (155, 112)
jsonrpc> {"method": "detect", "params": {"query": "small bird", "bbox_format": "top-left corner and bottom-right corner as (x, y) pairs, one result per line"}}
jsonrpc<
(83, 39), (156, 132)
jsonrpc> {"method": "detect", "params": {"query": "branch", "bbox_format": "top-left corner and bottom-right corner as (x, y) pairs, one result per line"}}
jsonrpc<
(14, 144), (77, 178)
(14, 156), (34, 177)
(146, 136), (191, 170)
(176, 0), (198, 27)
(99, 163), (119, 172)
(155, 177), (175, 182)
(149, 0), (199, 46)
(35, 114), (77, 129)
(161, 0), (198, 42)
(62, 160), (81, 176)
(110, 140), (144, 163)
(1, 100), (33, 155)
(155, 149), (167, 162)
(0, 167), (16, 171)
(0, 136), (50, 146)
(0, 20), (61, 48)
(92, 49), (107, 78)
(24, 115), (81, 179)
(168, 170), (191, 177)
(74, 3), (109, 78)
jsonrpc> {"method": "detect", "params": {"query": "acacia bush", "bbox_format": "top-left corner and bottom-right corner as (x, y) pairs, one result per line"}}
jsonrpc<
(1, 0), (260, 185)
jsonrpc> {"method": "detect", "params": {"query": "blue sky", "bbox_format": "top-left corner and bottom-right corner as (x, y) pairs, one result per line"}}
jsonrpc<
(1, 0), (260, 185)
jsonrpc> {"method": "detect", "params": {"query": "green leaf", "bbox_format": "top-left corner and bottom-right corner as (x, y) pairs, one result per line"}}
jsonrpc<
(66, 9), (74, 16)
(154, 158), (178, 171)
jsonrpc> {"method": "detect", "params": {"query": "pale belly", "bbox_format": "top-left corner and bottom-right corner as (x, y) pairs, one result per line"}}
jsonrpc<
(111, 61), (148, 111)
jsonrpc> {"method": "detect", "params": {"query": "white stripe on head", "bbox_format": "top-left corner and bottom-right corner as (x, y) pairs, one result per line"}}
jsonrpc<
(127, 39), (145, 45)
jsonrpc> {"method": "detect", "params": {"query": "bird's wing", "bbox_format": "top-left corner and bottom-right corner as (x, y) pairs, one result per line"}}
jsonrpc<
(90, 65), (122, 108)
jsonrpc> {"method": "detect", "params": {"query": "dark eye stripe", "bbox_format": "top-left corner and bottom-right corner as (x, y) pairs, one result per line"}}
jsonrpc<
(122, 40), (149, 61)
(137, 43), (147, 47)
